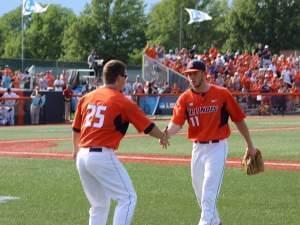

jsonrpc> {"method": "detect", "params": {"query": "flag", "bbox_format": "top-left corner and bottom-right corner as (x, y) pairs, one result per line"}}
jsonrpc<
(185, 8), (212, 24)
(22, 0), (49, 16)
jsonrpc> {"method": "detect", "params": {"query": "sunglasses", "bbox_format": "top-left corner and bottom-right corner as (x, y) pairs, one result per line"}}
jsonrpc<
(120, 74), (128, 79)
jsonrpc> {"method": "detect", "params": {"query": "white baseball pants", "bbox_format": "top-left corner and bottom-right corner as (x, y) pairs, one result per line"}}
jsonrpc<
(191, 139), (228, 225)
(76, 148), (137, 225)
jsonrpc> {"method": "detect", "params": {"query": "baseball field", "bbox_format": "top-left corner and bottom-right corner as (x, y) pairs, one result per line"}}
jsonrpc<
(0, 115), (300, 225)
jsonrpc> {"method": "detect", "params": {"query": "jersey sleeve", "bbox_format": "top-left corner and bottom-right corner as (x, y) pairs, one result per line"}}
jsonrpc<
(224, 89), (246, 122)
(125, 99), (152, 133)
(171, 94), (187, 126)
(72, 97), (83, 131)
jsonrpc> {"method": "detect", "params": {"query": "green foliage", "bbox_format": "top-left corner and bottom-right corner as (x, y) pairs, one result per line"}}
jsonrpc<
(0, 0), (299, 62)
(61, 0), (147, 62)
(146, 0), (229, 53)
(24, 5), (76, 60)
(225, 0), (300, 53)
(0, 7), (22, 58)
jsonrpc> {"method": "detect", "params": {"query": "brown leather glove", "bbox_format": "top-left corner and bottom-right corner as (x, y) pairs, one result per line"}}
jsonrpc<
(242, 149), (264, 175)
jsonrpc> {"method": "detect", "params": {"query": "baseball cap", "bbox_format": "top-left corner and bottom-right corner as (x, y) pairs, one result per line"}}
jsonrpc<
(183, 60), (206, 74)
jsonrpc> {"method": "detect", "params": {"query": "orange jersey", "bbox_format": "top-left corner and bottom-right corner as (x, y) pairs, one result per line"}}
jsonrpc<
(171, 85), (245, 141)
(72, 87), (152, 149)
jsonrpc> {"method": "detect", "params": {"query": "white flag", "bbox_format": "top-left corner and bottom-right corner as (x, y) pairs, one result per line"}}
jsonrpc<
(185, 8), (212, 24)
(23, 0), (49, 16)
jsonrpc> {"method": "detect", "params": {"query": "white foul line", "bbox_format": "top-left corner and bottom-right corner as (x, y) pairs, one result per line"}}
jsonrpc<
(0, 152), (300, 168)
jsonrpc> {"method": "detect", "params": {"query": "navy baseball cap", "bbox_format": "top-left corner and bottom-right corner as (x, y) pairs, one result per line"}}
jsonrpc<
(183, 60), (206, 74)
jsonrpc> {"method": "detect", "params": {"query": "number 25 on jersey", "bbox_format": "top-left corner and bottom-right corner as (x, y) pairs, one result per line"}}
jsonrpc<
(84, 104), (107, 128)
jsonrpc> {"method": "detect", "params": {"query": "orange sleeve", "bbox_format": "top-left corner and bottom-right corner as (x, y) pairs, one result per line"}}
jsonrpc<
(126, 100), (152, 133)
(224, 89), (246, 122)
(171, 94), (187, 126)
(72, 97), (83, 131)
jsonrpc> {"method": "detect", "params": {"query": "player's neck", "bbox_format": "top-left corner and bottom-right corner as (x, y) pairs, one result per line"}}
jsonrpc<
(103, 84), (122, 92)
(193, 82), (210, 94)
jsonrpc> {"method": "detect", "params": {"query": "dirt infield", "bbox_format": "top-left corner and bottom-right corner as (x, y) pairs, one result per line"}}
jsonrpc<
(0, 140), (299, 171)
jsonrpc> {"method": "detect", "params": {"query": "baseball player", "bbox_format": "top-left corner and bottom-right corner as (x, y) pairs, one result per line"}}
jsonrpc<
(72, 59), (168, 225)
(164, 60), (257, 225)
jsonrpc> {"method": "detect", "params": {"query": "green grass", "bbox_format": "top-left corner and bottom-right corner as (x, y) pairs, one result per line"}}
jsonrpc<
(0, 116), (300, 225)
(1, 116), (300, 161)
(0, 158), (299, 225)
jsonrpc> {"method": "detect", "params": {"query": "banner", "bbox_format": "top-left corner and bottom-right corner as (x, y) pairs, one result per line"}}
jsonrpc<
(23, 0), (49, 16)
(185, 8), (212, 24)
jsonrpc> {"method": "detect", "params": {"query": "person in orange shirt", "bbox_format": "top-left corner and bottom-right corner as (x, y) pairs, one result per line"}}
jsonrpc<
(72, 59), (168, 225)
(170, 82), (181, 94)
(163, 60), (257, 225)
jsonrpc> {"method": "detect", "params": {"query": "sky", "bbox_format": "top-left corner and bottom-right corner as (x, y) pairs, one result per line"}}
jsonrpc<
(0, 0), (161, 16)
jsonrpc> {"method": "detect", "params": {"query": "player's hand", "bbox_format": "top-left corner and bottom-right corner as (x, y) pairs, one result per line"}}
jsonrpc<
(72, 150), (78, 161)
(159, 130), (170, 149)
(246, 146), (257, 157)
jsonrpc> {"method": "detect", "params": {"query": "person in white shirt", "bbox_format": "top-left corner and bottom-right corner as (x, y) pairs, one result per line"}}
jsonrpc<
(2, 88), (19, 125)
(53, 74), (65, 92)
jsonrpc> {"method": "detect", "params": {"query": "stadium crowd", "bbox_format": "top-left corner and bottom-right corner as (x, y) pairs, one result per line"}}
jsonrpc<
(143, 43), (300, 113)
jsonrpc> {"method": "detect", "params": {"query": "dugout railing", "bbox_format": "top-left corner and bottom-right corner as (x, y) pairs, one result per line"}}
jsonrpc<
(133, 93), (300, 116)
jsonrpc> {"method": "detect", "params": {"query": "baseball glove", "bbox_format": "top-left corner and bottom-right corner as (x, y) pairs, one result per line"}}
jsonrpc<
(242, 149), (264, 175)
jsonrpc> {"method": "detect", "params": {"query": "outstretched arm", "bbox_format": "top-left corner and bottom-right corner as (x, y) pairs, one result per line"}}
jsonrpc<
(165, 122), (182, 136)
(146, 124), (170, 149)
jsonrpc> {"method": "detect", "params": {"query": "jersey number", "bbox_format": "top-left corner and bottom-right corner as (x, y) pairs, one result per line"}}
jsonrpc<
(85, 104), (107, 128)
(190, 116), (200, 127)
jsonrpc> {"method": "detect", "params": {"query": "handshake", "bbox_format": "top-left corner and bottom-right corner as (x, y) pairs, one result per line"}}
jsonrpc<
(159, 126), (170, 149)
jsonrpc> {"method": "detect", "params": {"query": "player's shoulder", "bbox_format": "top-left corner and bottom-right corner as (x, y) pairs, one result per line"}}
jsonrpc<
(210, 84), (231, 94)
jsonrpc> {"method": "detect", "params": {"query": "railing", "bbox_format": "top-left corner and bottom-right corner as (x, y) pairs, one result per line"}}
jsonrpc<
(133, 93), (300, 116)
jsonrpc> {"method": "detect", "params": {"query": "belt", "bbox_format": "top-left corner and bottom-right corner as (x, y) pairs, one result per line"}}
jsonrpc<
(89, 147), (102, 153)
(194, 140), (219, 144)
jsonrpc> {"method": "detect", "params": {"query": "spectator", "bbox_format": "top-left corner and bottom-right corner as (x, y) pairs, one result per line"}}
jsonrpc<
(2, 88), (19, 125)
(170, 83), (181, 94)
(262, 45), (272, 68)
(87, 49), (96, 70)
(38, 73), (48, 90)
(44, 71), (55, 90)
(30, 86), (45, 125)
(132, 75), (143, 94)
(53, 74), (65, 92)
(63, 85), (73, 122)
(1, 71), (11, 89)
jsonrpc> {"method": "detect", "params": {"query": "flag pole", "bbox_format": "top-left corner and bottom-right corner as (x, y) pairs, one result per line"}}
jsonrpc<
(21, 11), (24, 72)
(179, 4), (183, 49)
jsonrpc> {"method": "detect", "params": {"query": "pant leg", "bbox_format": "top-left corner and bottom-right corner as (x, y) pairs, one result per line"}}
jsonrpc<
(82, 149), (137, 225)
(198, 140), (228, 225)
(191, 143), (205, 208)
(76, 150), (111, 225)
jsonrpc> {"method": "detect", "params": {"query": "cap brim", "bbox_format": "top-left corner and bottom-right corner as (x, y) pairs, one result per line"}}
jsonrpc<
(183, 69), (200, 74)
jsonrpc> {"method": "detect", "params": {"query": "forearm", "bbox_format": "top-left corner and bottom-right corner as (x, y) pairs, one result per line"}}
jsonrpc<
(166, 122), (182, 136)
(234, 120), (254, 149)
(72, 131), (80, 153)
(148, 125), (165, 139)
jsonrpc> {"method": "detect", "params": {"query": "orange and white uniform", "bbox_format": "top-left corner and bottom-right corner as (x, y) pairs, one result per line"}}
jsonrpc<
(171, 84), (245, 225)
(73, 87), (152, 149)
(72, 87), (154, 225)
(171, 85), (245, 141)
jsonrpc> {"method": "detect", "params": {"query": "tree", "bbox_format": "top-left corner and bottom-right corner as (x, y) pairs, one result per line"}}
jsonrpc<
(0, 5), (75, 60)
(224, 0), (300, 53)
(24, 5), (76, 59)
(0, 7), (22, 58)
(61, 0), (147, 63)
(146, 0), (229, 53)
